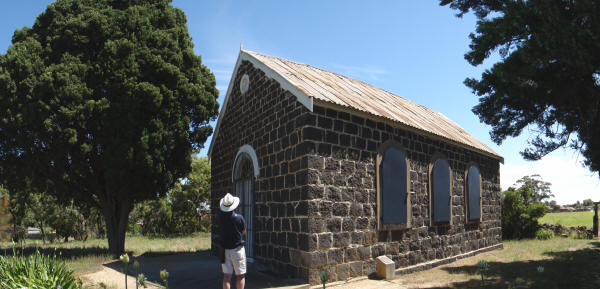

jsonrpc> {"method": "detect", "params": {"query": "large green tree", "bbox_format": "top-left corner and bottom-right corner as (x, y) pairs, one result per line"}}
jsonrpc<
(441, 0), (600, 172)
(131, 155), (211, 236)
(0, 0), (219, 256)
(180, 155), (211, 216)
(514, 174), (554, 205)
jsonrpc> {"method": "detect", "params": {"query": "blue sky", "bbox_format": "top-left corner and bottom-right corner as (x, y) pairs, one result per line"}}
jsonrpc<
(1, 1), (598, 204)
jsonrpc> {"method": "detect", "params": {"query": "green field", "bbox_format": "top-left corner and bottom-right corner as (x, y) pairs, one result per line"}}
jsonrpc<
(539, 211), (594, 227)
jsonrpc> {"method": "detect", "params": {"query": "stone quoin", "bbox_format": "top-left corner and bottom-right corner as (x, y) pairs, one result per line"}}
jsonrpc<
(209, 49), (503, 285)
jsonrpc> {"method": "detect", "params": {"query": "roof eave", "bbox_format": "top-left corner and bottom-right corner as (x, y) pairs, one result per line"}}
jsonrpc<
(313, 99), (504, 163)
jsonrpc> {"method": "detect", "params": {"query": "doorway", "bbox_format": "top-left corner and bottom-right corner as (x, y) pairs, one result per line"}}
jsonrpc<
(233, 153), (255, 261)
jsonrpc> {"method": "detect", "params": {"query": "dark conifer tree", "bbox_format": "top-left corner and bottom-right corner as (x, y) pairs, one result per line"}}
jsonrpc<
(441, 0), (600, 172)
(0, 0), (219, 256)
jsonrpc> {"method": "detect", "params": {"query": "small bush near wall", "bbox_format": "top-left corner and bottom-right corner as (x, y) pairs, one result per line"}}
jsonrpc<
(535, 229), (554, 240)
(501, 187), (547, 239)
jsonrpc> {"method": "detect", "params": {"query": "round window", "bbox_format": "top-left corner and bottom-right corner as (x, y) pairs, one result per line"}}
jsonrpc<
(240, 74), (250, 95)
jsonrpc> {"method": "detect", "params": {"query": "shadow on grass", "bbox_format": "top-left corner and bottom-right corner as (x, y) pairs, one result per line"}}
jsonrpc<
(138, 249), (210, 258)
(0, 246), (110, 260)
(428, 245), (600, 289)
(0, 244), (214, 262)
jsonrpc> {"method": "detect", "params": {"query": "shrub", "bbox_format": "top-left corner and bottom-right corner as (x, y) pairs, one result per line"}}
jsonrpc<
(0, 250), (82, 289)
(129, 156), (211, 236)
(52, 206), (88, 242)
(130, 182), (209, 236)
(501, 186), (547, 239)
(569, 230), (590, 239)
(8, 189), (102, 242)
(535, 229), (554, 240)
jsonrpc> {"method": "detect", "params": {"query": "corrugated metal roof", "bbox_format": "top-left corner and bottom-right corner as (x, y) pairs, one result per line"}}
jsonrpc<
(245, 50), (502, 160)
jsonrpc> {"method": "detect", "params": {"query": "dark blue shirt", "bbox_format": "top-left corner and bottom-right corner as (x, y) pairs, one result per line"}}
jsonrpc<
(218, 211), (246, 249)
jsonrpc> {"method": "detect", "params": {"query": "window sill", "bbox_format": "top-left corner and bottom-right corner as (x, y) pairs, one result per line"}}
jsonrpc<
(378, 223), (411, 231)
(466, 218), (482, 224)
(430, 221), (452, 227)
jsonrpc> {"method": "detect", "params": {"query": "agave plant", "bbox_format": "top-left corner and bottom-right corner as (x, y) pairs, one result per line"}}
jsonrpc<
(508, 277), (524, 289)
(477, 260), (489, 288)
(0, 249), (82, 289)
(137, 273), (148, 288)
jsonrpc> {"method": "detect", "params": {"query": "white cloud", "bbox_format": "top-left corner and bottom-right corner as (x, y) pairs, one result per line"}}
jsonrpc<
(500, 150), (600, 205)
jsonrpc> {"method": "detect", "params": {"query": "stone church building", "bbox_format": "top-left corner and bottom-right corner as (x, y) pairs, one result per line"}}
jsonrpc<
(208, 49), (503, 284)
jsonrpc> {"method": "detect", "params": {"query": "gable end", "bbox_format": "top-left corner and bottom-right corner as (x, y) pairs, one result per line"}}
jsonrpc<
(208, 50), (314, 157)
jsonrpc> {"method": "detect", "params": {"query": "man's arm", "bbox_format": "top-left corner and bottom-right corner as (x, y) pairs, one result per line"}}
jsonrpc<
(240, 215), (246, 235)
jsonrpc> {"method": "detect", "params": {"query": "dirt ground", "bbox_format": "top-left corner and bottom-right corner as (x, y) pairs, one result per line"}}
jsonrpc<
(82, 266), (163, 289)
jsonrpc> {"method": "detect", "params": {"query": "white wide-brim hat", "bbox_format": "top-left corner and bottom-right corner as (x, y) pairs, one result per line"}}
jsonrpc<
(220, 193), (240, 212)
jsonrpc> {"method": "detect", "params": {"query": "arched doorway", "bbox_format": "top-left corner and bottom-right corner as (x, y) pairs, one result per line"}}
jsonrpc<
(232, 145), (259, 261)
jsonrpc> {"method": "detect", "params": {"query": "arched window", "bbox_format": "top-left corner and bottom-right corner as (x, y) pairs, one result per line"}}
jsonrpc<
(377, 144), (410, 229)
(431, 158), (451, 223)
(467, 165), (481, 221)
(232, 144), (259, 261)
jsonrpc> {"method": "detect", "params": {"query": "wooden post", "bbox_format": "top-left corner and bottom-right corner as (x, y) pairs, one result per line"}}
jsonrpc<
(594, 202), (599, 238)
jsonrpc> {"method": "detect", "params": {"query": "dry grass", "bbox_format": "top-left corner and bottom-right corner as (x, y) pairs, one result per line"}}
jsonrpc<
(3, 233), (599, 288)
(401, 238), (600, 288)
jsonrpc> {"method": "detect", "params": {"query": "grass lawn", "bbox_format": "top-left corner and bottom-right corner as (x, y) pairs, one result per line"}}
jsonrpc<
(402, 238), (600, 288)
(0, 233), (211, 276)
(539, 211), (594, 227)
(2, 233), (599, 288)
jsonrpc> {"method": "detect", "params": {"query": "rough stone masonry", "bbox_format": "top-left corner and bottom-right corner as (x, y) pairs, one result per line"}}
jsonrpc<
(211, 60), (502, 285)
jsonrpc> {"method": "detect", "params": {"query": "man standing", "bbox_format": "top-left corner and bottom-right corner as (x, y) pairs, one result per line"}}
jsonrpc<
(218, 193), (246, 289)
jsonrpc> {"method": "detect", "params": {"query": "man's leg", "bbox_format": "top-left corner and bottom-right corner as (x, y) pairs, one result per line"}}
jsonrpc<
(236, 274), (245, 289)
(222, 274), (232, 289)
(222, 249), (234, 289)
(230, 246), (247, 289)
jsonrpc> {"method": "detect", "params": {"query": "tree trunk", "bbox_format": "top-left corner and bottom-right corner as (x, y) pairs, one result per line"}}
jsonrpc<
(102, 198), (132, 258)
(97, 215), (105, 238)
(39, 222), (46, 244)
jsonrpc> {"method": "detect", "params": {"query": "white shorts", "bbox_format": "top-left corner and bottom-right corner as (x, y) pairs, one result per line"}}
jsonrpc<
(222, 246), (246, 275)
